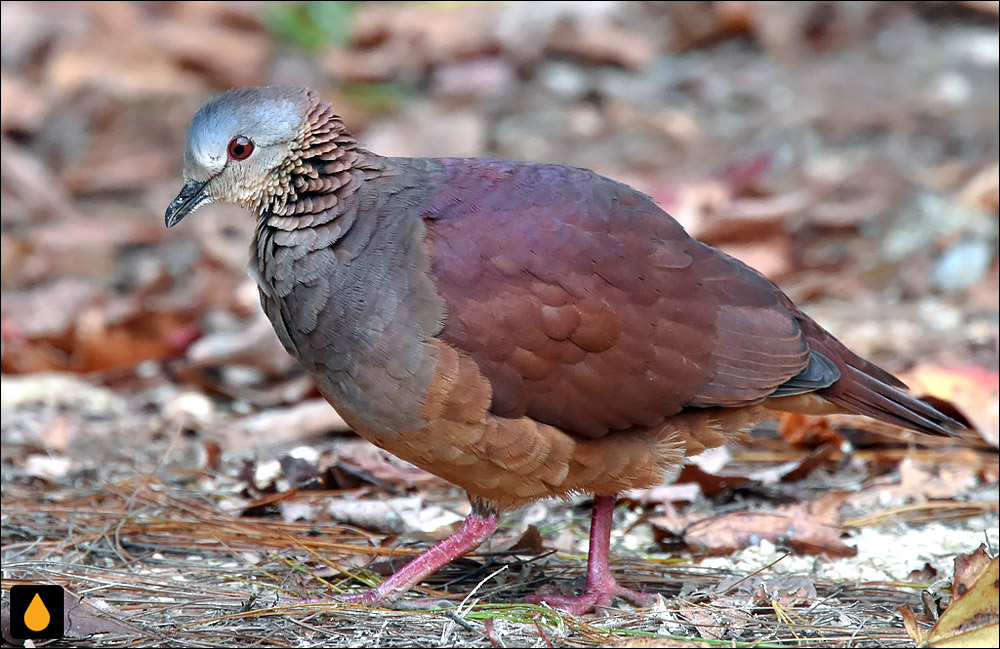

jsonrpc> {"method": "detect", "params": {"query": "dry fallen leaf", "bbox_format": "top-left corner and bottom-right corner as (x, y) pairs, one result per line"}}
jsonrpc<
(1, 588), (141, 646)
(711, 573), (817, 616)
(904, 545), (1000, 648)
(778, 412), (845, 448)
(676, 604), (736, 641)
(903, 365), (1000, 448)
(674, 462), (751, 495)
(63, 592), (139, 641)
(862, 457), (980, 506)
(679, 510), (856, 558)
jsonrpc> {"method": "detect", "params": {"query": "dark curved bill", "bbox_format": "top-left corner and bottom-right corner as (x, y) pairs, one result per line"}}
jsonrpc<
(165, 180), (209, 228)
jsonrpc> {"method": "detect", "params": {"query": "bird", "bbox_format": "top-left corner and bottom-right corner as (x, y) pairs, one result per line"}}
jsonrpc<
(166, 86), (962, 614)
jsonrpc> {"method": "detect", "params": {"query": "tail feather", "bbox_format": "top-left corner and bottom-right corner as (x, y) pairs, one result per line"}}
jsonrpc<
(828, 365), (960, 437)
(795, 315), (963, 437)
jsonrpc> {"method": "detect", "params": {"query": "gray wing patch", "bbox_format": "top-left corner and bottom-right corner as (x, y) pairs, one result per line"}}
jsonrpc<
(770, 351), (840, 397)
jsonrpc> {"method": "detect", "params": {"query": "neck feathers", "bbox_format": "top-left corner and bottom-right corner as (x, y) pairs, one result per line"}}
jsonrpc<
(261, 95), (385, 225)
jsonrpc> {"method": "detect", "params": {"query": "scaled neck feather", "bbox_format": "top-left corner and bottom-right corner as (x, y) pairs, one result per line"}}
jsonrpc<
(258, 95), (387, 230)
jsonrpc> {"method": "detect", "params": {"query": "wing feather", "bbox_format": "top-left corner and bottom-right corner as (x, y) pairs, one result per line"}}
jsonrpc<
(421, 159), (815, 436)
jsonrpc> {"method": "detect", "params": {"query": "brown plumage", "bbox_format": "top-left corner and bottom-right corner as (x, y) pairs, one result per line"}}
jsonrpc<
(166, 86), (962, 613)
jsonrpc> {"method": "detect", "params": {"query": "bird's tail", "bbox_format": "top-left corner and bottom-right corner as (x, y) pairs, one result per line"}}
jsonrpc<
(798, 318), (963, 437)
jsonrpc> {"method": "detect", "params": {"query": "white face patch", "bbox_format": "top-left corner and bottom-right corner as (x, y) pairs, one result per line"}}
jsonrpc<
(182, 122), (229, 182)
(188, 142), (226, 178)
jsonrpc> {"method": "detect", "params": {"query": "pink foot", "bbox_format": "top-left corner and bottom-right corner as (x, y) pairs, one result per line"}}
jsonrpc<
(524, 584), (654, 616)
(526, 496), (654, 614)
(338, 505), (498, 606)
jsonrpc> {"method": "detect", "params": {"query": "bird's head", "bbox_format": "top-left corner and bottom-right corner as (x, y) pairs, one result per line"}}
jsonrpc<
(165, 86), (319, 227)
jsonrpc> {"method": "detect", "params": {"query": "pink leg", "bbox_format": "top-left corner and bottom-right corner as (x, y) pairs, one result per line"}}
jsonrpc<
(525, 496), (654, 614)
(340, 506), (498, 605)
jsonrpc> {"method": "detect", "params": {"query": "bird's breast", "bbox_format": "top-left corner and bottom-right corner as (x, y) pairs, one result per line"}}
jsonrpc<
(252, 192), (447, 438)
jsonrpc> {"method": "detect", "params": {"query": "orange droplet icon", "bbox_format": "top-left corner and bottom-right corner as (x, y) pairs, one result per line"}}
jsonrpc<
(24, 592), (51, 632)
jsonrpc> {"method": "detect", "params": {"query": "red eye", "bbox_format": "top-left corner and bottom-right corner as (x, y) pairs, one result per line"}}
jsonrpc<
(227, 136), (254, 161)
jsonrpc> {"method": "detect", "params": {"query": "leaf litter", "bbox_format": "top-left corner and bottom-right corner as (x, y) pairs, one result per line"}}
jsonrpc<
(2, 1), (999, 647)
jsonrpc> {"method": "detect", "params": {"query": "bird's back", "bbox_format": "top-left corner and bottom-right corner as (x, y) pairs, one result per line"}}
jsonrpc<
(414, 158), (823, 433)
(406, 156), (955, 439)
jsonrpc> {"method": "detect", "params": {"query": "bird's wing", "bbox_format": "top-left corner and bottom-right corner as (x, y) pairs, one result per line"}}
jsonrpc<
(420, 159), (835, 437)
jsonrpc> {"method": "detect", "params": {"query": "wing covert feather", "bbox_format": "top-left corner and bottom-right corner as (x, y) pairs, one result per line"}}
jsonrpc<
(420, 159), (812, 437)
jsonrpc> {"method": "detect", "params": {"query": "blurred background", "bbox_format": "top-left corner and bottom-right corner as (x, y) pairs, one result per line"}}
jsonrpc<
(2, 0), (998, 465)
(1, 3), (997, 642)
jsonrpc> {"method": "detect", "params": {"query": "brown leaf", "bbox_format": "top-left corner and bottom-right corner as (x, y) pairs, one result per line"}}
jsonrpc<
(908, 563), (941, 585)
(344, 2), (502, 73)
(778, 413), (845, 448)
(64, 591), (139, 639)
(152, 20), (273, 89)
(548, 18), (656, 70)
(506, 525), (545, 554)
(676, 604), (734, 641)
(763, 574), (818, 608)
(681, 511), (856, 558)
(485, 524), (546, 554)
(237, 400), (350, 450)
(0, 139), (74, 223)
(778, 444), (839, 483)
(868, 458), (979, 505)
(902, 604), (929, 646)
(2, 588), (141, 645)
(908, 546), (1000, 648)
(321, 438), (448, 494)
(902, 366), (1000, 449)
(952, 545), (994, 601)
(676, 443), (835, 495)
(675, 463), (751, 496)
(717, 235), (794, 280)
(73, 306), (198, 373)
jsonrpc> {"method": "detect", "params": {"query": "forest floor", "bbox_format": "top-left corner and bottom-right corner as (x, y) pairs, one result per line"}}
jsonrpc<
(2, 2), (998, 646)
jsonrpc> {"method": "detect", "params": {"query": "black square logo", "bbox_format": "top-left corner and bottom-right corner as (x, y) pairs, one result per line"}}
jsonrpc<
(9, 585), (64, 639)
